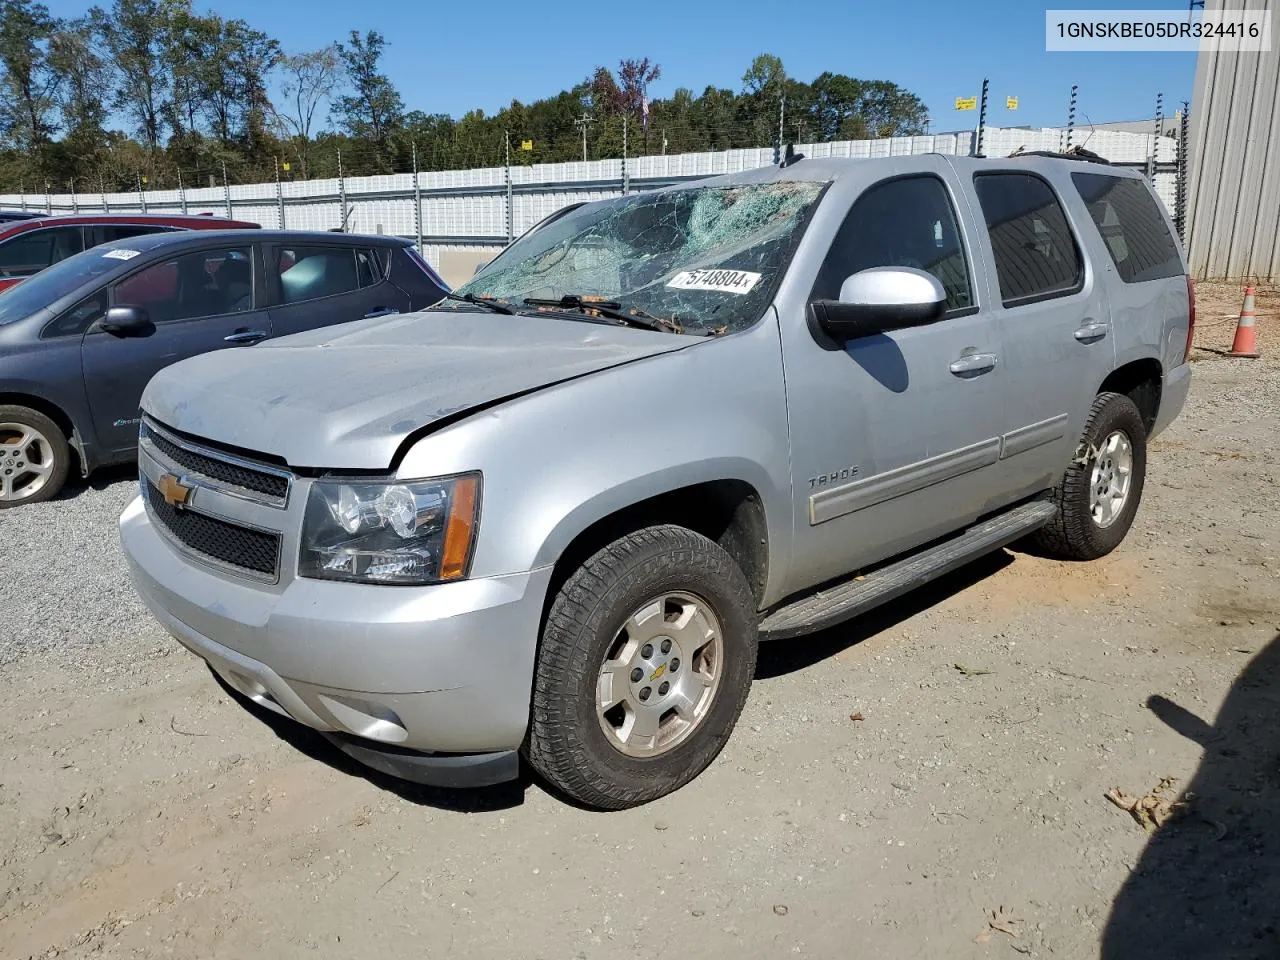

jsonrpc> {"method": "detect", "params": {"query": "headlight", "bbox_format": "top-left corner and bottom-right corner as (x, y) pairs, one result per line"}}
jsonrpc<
(299, 474), (480, 585)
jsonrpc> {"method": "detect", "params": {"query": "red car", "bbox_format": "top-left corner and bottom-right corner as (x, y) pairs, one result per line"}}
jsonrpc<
(0, 213), (260, 292)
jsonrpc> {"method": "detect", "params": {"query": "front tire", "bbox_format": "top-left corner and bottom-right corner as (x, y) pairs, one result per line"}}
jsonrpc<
(0, 405), (70, 508)
(525, 525), (758, 809)
(1034, 391), (1147, 560)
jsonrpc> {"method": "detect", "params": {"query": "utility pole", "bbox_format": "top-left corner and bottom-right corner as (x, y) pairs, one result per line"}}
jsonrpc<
(412, 141), (423, 254)
(18, 182), (25, 212)
(221, 161), (231, 218)
(69, 178), (78, 214)
(1065, 84), (1079, 150)
(775, 92), (786, 165)
(622, 116), (629, 194)
(504, 130), (514, 243)
(274, 157), (285, 228)
(337, 149), (348, 231)
(662, 129), (668, 155)
(177, 168), (187, 214)
(135, 171), (147, 213)
(1149, 92), (1164, 182)
(976, 78), (990, 157)
(99, 172), (108, 213)
(1175, 100), (1190, 246)
(573, 112), (595, 162)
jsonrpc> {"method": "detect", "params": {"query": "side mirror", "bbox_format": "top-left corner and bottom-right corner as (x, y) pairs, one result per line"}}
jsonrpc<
(811, 267), (947, 342)
(100, 305), (152, 336)
(472, 261), (489, 277)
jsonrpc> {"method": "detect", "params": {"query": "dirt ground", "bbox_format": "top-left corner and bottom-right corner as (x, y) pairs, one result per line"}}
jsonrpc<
(1, 282), (1277, 960)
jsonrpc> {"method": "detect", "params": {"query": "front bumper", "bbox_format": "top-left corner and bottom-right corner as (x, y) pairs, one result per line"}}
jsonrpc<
(120, 495), (552, 787)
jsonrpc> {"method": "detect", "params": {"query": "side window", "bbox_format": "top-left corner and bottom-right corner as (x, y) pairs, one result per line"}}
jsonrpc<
(44, 291), (108, 338)
(1071, 173), (1182, 283)
(0, 227), (85, 278)
(973, 173), (1083, 306)
(99, 225), (167, 244)
(355, 247), (387, 288)
(113, 247), (253, 323)
(812, 176), (973, 311)
(274, 246), (361, 305)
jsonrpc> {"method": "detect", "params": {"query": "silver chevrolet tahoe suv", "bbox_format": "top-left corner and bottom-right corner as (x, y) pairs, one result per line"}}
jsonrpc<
(120, 153), (1193, 809)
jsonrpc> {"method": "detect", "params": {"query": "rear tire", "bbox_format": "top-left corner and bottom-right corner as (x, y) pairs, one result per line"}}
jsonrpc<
(525, 525), (758, 810)
(1033, 392), (1147, 560)
(0, 405), (70, 508)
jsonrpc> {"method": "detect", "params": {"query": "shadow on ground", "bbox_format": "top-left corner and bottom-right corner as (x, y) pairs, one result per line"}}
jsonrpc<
(210, 668), (530, 813)
(54, 461), (137, 500)
(210, 546), (1021, 810)
(1102, 632), (1280, 958)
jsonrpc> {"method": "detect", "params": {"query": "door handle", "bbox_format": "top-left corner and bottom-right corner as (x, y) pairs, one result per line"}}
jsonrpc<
(1073, 321), (1110, 343)
(224, 329), (268, 345)
(949, 352), (998, 376)
(363, 307), (400, 319)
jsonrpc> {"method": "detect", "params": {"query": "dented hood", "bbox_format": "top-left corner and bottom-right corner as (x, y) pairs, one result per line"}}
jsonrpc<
(142, 310), (692, 468)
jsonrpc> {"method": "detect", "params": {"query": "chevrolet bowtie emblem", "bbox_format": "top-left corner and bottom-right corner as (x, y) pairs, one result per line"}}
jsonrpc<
(157, 472), (194, 508)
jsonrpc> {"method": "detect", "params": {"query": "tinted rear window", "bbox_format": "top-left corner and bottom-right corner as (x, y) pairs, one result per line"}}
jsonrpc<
(1071, 173), (1183, 283)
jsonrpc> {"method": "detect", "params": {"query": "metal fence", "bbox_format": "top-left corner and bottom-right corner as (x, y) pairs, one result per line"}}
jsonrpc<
(0, 125), (1179, 287)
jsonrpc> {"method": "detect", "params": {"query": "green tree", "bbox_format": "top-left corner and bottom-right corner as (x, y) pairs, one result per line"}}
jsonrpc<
(332, 30), (402, 167)
(96, 0), (171, 147)
(0, 0), (60, 165)
(273, 45), (340, 177)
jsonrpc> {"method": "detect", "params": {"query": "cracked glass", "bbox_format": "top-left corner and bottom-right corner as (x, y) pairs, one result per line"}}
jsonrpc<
(441, 181), (826, 335)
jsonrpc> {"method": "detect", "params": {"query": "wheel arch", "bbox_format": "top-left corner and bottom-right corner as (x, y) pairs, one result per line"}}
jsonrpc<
(1099, 358), (1163, 434)
(0, 391), (89, 474)
(539, 474), (772, 614)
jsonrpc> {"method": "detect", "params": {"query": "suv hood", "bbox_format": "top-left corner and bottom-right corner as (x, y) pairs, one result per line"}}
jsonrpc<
(142, 310), (694, 469)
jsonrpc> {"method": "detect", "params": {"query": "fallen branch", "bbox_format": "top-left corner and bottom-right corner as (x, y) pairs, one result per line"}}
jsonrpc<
(169, 717), (208, 737)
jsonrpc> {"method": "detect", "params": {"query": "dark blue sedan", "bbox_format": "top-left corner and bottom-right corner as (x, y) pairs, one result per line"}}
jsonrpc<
(0, 229), (448, 507)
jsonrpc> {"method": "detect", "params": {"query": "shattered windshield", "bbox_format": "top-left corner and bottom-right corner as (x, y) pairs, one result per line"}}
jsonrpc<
(440, 181), (826, 335)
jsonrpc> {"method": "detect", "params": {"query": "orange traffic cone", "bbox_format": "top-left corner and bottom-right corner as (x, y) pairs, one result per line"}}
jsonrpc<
(1228, 284), (1261, 358)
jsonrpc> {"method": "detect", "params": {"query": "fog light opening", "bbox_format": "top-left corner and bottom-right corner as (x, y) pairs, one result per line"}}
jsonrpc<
(318, 694), (409, 744)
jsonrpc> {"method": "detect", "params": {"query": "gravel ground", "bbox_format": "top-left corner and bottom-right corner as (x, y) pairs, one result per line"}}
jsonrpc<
(0, 281), (1277, 959)
(0, 465), (151, 668)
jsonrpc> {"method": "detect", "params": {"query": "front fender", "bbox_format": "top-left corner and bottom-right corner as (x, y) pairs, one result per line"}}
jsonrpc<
(396, 311), (795, 604)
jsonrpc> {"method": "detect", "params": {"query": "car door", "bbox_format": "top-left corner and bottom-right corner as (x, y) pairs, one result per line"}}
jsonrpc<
(265, 242), (411, 338)
(965, 168), (1116, 496)
(780, 163), (1010, 592)
(80, 243), (272, 454)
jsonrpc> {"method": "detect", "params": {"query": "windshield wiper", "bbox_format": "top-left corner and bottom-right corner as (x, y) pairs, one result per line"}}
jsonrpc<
(442, 291), (517, 315)
(522, 295), (674, 333)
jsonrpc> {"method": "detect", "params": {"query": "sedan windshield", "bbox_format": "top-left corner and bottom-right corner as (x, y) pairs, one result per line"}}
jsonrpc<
(0, 246), (126, 325)
(442, 180), (826, 335)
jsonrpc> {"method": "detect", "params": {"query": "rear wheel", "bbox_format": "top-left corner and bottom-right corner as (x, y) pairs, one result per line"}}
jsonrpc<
(0, 406), (70, 508)
(1034, 392), (1147, 560)
(525, 525), (758, 809)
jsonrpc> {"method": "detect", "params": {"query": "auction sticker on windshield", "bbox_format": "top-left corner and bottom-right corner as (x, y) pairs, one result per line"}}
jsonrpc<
(666, 269), (762, 295)
(102, 249), (141, 260)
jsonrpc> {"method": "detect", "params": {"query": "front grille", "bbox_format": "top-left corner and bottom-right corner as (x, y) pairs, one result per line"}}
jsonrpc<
(145, 425), (289, 501)
(145, 479), (280, 577)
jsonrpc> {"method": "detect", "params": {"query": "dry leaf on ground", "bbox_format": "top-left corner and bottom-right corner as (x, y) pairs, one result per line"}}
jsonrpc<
(1105, 776), (1189, 833)
(975, 905), (1022, 943)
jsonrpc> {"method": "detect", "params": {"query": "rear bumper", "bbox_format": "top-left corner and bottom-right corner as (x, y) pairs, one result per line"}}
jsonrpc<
(1151, 362), (1191, 439)
(120, 495), (552, 787)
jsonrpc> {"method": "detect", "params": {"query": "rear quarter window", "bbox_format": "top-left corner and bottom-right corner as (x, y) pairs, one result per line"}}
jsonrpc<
(1071, 173), (1183, 283)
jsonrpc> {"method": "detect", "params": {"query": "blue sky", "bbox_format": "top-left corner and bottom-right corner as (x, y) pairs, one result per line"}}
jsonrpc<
(48, 0), (1196, 132)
